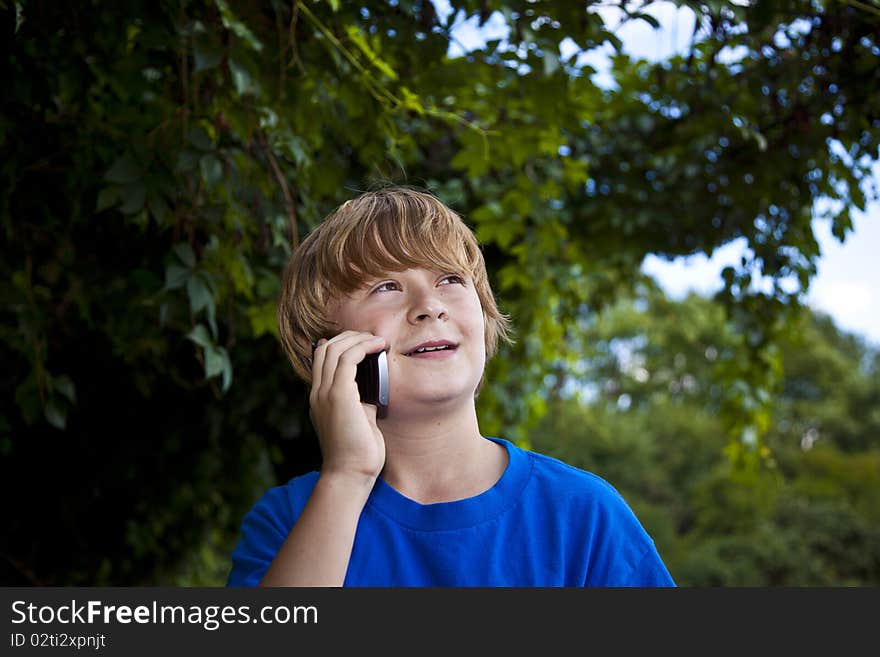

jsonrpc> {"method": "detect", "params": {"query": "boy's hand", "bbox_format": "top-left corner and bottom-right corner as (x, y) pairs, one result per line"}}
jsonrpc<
(309, 331), (388, 484)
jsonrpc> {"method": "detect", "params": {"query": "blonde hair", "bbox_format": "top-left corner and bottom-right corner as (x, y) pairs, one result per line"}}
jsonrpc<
(278, 186), (513, 385)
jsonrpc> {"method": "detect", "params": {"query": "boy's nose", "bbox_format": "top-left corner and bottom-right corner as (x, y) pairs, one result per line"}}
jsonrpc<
(413, 307), (448, 322)
(408, 293), (448, 323)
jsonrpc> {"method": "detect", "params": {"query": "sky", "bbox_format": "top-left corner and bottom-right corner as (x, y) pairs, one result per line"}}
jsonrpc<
(433, 0), (880, 349)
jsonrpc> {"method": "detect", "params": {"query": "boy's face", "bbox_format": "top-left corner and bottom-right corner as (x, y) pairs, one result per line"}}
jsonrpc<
(329, 267), (486, 415)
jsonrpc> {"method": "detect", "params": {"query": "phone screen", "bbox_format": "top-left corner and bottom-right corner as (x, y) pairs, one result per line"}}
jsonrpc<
(355, 350), (389, 418)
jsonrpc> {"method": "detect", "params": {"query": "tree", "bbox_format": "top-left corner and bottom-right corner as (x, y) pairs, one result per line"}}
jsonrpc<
(531, 288), (880, 585)
(2, 0), (878, 583)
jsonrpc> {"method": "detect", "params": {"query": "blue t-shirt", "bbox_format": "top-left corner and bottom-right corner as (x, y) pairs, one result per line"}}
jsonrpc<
(226, 437), (675, 587)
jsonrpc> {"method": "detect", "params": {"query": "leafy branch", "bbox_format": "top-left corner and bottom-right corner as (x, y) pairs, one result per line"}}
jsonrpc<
(294, 1), (490, 142)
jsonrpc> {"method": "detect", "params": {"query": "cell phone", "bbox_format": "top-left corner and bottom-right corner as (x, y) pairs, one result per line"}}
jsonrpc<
(355, 350), (389, 418)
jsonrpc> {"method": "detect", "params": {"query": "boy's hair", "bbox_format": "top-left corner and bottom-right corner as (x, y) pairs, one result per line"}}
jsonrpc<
(278, 186), (513, 385)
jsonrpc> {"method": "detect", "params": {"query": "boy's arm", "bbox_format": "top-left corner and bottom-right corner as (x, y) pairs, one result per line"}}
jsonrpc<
(259, 331), (387, 587)
(258, 471), (374, 587)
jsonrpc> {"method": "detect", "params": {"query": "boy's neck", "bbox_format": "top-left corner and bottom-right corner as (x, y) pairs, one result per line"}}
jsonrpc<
(377, 406), (508, 505)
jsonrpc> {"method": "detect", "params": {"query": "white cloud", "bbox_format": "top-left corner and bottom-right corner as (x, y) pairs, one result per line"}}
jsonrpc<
(809, 281), (873, 318)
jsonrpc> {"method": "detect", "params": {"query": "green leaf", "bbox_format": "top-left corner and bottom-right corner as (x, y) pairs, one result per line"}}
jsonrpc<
(119, 182), (146, 214)
(605, 32), (623, 52)
(562, 159), (589, 192)
(187, 274), (213, 314)
(148, 193), (170, 224)
(199, 154), (223, 186)
(175, 150), (199, 173)
(498, 263), (531, 291)
(204, 346), (225, 378)
(633, 12), (661, 29)
(53, 375), (76, 403)
(186, 324), (213, 350)
(215, 0), (263, 51)
(96, 186), (120, 212)
(721, 266), (736, 287)
(204, 345), (233, 392)
(193, 40), (223, 73)
(227, 253), (254, 297)
(247, 301), (278, 338)
(220, 353), (232, 392)
(229, 58), (256, 96)
(105, 154), (142, 184)
(450, 132), (490, 178)
(165, 264), (189, 290)
(45, 402), (66, 430)
(282, 136), (309, 167)
(188, 126), (214, 151)
(399, 87), (424, 114)
(345, 25), (398, 81)
(831, 208), (852, 241)
(173, 243), (196, 268)
(207, 310), (218, 340)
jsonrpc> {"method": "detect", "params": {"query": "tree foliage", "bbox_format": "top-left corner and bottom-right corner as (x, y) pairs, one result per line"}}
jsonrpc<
(2, 1), (878, 583)
(531, 287), (880, 585)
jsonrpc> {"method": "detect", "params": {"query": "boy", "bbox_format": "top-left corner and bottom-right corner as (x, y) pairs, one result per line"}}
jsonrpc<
(226, 186), (675, 587)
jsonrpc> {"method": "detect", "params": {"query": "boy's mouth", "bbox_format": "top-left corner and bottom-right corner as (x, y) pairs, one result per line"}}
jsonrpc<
(404, 340), (459, 357)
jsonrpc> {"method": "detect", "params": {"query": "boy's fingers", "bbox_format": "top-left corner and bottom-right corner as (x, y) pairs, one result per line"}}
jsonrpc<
(324, 334), (385, 391)
(329, 337), (386, 389)
(313, 332), (385, 397)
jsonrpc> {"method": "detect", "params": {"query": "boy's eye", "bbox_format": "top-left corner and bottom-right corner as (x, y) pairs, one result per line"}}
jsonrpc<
(371, 275), (465, 294)
(373, 281), (400, 293)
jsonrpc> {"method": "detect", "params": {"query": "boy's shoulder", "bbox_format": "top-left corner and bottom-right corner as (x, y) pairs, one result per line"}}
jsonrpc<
(504, 439), (634, 513)
(508, 439), (670, 583)
(506, 438), (622, 491)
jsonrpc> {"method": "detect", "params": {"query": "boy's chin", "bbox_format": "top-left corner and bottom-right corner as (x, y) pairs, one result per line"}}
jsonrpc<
(388, 385), (478, 411)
